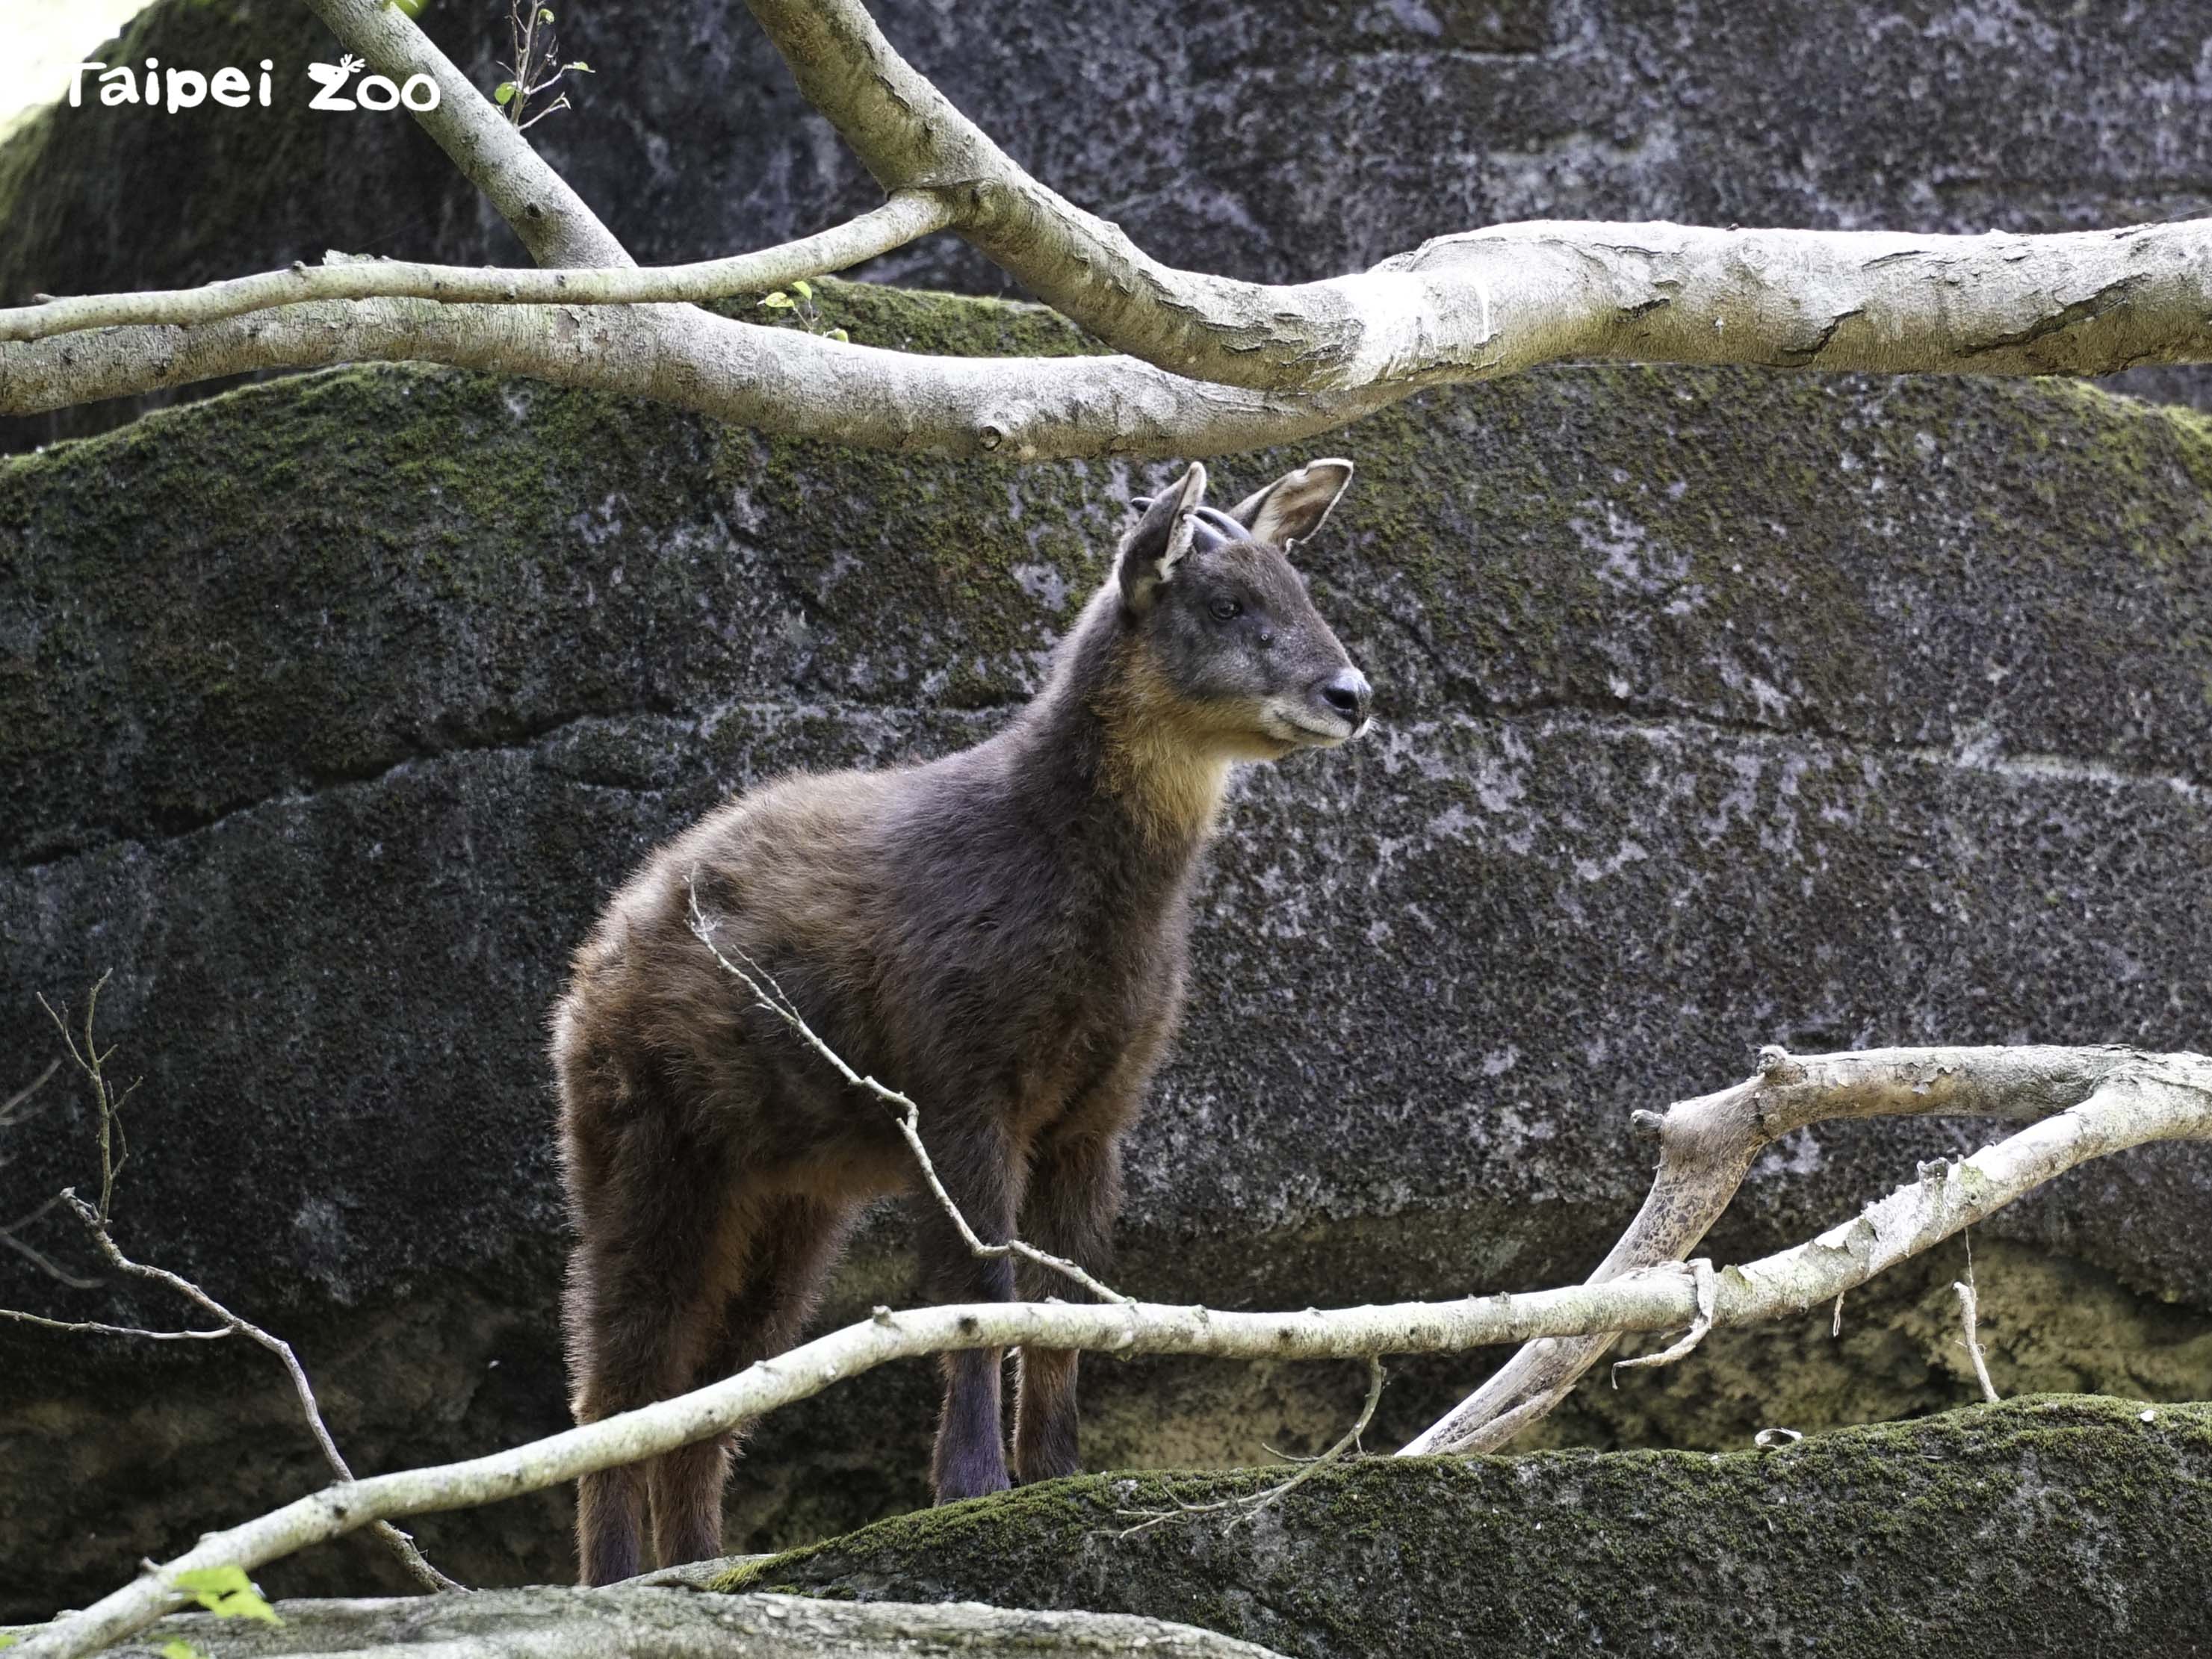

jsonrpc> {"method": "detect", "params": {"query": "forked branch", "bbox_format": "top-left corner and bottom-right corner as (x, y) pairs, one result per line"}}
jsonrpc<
(684, 875), (1130, 1305)
(1400, 1043), (2204, 1454)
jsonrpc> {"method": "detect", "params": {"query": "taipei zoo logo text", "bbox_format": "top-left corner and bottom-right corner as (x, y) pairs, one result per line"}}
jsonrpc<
(70, 55), (442, 115)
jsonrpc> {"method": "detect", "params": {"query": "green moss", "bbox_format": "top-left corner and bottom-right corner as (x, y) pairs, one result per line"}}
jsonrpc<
(9, 288), (2212, 877)
(722, 1396), (2212, 1656)
(716, 276), (1105, 361)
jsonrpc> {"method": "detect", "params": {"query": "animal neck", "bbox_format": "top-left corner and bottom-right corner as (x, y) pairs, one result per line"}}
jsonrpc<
(1017, 589), (1231, 862)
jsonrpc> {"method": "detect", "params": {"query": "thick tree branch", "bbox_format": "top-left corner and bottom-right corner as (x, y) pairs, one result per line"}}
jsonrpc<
(299, 0), (626, 269)
(18, 1044), (2208, 1659)
(5, 0), (2208, 452)
(0, 293), (1381, 459)
(745, 0), (2212, 393)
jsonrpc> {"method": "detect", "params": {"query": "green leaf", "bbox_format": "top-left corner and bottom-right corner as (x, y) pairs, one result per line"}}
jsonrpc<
(171, 1566), (282, 1625)
(759, 292), (795, 309)
(566, 61), (594, 72)
(791, 279), (813, 300)
(493, 81), (517, 105)
(825, 327), (849, 343)
(539, 7), (556, 19)
(161, 1642), (210, 1659)
(385, 0), (427, 16)
(0, 1636), (20, 1649)
(173, 1566), (252, 1605)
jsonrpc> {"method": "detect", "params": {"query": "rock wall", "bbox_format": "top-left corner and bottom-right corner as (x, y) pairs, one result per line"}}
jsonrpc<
(4, 0), (2210, 450)
(4, 282), (2211, 1617)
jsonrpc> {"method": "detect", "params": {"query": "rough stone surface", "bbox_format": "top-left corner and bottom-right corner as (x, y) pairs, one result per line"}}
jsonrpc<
(49, 1589), (1287, 1658)
(4, 0), (2212, 450)
(4, 286), (2212, 1618)
(725, 1395), (2212, 1658)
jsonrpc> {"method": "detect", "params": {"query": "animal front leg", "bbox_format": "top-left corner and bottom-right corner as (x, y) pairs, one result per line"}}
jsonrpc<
(1014, 1128), (1124, 1485)
(914, 1126), (1020, 1504)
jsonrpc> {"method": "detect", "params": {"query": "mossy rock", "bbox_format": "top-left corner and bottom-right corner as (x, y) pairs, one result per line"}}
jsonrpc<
(728, 1395), (2212, 1657)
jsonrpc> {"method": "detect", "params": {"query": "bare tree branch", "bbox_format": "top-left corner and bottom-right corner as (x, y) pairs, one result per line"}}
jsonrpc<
(1954, 1231), (2001, 1405)
(16, 1042), (2208, 1659)
(300, 0), (625, 270)
(1398, 1043), (2202, 1455)
(0, 195), (949, 344)
(746, 0), (2212, 392)
(0, 1058), (60, 1129)
(4, 0), (2209, 455)
(0, 1306), (229, 1341)
(0, 290), (1384, 460)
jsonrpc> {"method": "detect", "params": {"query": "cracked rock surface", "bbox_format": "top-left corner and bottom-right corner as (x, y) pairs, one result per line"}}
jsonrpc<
(4, 285), (2211, 1616)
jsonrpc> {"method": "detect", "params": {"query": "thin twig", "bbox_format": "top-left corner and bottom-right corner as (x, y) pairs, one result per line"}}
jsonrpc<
(1954, 1229), (2000, 1404)
(686, 876), (1132, 1305)
(9, 983), (465, 1596)
(0, 1306), (229, 1341)
(1610, 1257), (1717, 1385)
(1116, 1357), (1387, 1538)
(1, 1058), (61, 1127)
(0, 1193), (104, 1290)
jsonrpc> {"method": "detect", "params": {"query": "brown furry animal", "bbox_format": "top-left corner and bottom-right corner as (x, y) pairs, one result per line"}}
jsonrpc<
(550, 458), (1372, 1584)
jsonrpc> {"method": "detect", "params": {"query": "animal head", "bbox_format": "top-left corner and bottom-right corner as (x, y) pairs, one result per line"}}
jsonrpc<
(1114, 458), (1372, 760)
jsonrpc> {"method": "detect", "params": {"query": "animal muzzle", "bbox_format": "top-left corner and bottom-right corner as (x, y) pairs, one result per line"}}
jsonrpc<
(1312, 666), (1373, 738)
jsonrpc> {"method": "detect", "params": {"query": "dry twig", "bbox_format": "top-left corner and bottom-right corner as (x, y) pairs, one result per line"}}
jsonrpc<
(4, 982), (464, 1595)
(686, 876), (1132, 1306)
(1115, 1357), (1387, 1538)
(1954, 1231), (2001, 1405)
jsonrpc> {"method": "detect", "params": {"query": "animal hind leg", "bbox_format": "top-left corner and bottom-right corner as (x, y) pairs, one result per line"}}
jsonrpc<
(646, 1194), (856, 1568)
(562, 1103), (737, 1585)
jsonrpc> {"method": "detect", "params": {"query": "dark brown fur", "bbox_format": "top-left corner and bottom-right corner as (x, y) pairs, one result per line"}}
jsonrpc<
(550, 460), (1370, 1584)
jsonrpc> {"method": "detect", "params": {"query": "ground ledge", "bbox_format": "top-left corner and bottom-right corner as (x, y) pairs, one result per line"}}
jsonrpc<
(719, 1395), (2212, 1658)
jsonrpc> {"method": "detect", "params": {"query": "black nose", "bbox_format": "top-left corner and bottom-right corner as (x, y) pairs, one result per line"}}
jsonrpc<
(1317, 667), (1372, 726)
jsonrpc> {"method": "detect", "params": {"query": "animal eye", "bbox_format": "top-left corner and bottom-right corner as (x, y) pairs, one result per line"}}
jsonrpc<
(1208, 597), (1242, 621)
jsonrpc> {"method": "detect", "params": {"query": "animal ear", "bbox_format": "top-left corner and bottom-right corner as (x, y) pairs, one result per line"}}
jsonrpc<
(1226, 457), (1354, 553)
(1118, 461), (1209, 614)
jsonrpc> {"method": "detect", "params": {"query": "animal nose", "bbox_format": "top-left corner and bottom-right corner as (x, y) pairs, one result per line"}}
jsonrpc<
(1317, 667), (1372, 726)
